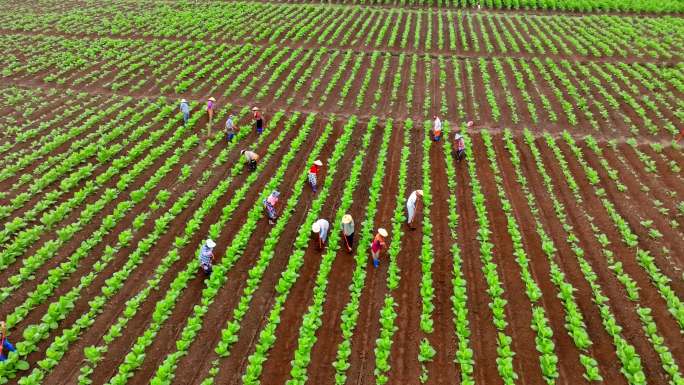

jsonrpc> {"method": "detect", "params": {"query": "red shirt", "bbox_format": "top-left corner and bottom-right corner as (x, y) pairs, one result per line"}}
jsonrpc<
(309, 164), (320, 174)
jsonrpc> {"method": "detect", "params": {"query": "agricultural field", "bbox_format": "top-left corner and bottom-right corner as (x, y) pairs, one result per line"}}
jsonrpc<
(0, 0), (682, 384)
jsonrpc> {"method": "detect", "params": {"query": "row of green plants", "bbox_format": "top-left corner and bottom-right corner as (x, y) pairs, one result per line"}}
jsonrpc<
(502, 129), (602, 381)
(461, 126), (518, 384)
(373, 121), (410, 384)
(330, 116), (393, 385)
(524, 131), (648, 385)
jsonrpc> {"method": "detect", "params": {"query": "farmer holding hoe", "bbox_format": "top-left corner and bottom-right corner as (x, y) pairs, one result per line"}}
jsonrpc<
(179, 98), (190, 126)
(312, 218), (330, 250)
(406, 189), (423, 230)
(241, 149), (259, 172)
(370, 228), (389, 268)
(341, 214), (355, 253)
(253, 107), (264, 135)
(199, 239), (216, 276)
(263, 190), (280, 225)
(225, 113), (237, 142)
(308, 160), (323, 193)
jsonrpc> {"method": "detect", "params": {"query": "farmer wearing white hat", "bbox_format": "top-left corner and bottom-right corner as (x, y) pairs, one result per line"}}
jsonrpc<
(454, 121), (472, 162)
(225, 114), (237, 142)
(370, 228), (388, 268)
(253, 107), (264, 135)
(241, 149), (259, 171)
(263, 190), (280, 225)
(312, 218), (330, 250)
(341, 214), (355, 252)
(454, 133), (466, 162)
(207, 97), (216, 123)
(308, 160), (323, 193)
(199, 239), (216, 276)
(179, 99), (190, 125)
(406, 190), (424, 229)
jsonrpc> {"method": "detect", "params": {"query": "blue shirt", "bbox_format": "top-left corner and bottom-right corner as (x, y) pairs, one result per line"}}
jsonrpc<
(199, 245), (213, 266)
(180, 102), (189, 114)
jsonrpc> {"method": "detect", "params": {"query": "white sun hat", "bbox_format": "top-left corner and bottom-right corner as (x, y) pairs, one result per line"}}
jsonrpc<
(342, 214), (353, 224)
(454, 133), (463, 140)
(378, 228), (388, 237)
(416, 190), (424, 196)
(312, 222), (321, 233)
(209, 97), (216, 101)
(313, 160), (323, 166)
(180, 99), (187, 103)
(206, 239), (216, 248)
(252, 106), (259, 111)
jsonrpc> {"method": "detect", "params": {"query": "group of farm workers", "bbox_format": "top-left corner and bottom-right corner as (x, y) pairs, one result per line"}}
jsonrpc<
(431, 115), (472, 162)
(184, 98), (467, 275)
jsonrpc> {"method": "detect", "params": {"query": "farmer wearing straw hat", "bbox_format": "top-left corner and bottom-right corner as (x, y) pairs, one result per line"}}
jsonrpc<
(341, 214), (355, 252)
(406, 190), (423, 230)
(253, 107), (264, 135)
(308, 160), (323, 193)
(263, 190), (280, 225)
(312, 218), (330, 250)
(432, 115), (442, 142)
(370, 228), (388, 268)
(0, 321), (16, 362)
(179, 98), (190, 125)
(225, 114), (237, 142)
(241, 149), (259, 172)
(199, 239), (216, 276)
(207, 97), (216, 124)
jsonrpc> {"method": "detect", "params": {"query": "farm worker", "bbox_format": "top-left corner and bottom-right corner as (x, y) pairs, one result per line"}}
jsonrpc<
(179, 99), (190, 125)
(370, 228), (388, 268)
(207, 97), (216, 123)
(406, 189), (423, 230)
(225, 114), (237, 142)
(454, 133), (466, 162)
(0, 322), (16, 362)
(341, 214), (355, 252)
(308, 160), (323, 193)
(241, 149), (259, 172)
(312, 219), (330, 250)
(263, 190), (280, 225)
(199, 239), (216, 276)
(432, 115), (442, 142)
(253, 107), (264, 135)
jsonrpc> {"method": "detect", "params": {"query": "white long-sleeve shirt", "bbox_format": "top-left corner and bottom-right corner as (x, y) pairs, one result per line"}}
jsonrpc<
(433, 118), (442, 133)
(407, 190), (419, 209)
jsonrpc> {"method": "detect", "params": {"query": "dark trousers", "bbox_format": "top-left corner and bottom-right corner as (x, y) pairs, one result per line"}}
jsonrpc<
(345, 233), (354, 248)
(248, 160), (257, 171)
(455, 149), (466, 161)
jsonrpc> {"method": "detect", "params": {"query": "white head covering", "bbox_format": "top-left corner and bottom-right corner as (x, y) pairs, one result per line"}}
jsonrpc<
(206, 239), (216, 248)
(454, 134), (463, 140)
(416, 190), (424, 196)
(209, 97), (216, 102)
(342, 214), (353, 224)
(180, 99), (187, 103)
(378, 228), (388, 237)
(313, 160), (323, 166)
(312, 222), (321, 233)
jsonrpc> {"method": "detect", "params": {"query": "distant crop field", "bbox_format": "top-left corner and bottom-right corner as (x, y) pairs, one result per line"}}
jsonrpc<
(0, 1), (682, 385)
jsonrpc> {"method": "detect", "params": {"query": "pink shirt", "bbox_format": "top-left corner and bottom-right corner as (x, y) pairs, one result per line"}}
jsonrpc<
(267, 195), (278, 206)
(207, 100), (214, 111)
